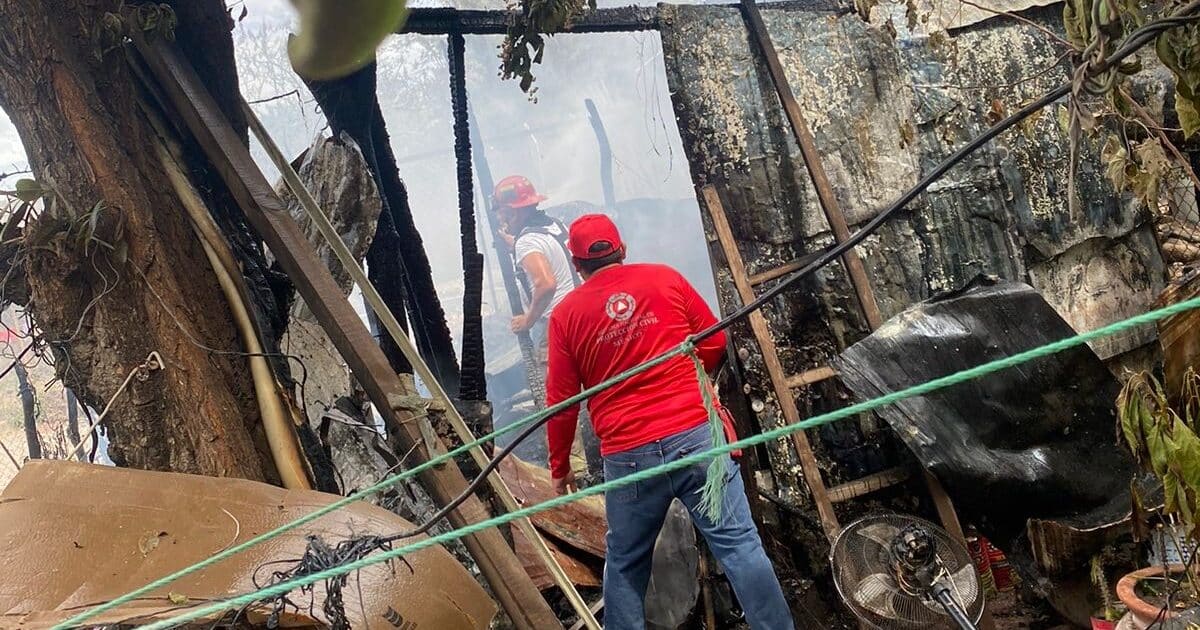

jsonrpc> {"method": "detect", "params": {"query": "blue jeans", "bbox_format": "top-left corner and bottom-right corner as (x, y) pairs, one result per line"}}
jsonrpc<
(602, 423), (794, 629)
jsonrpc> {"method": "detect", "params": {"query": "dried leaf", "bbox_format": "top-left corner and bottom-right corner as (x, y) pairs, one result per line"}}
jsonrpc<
(1055, 104), (1072, 135)
(985, 99), (1006, 125)
(1131, 138), (1169, 205)
(905, 0), (920, 30)
(1101, 135), (1129, 191)
(1177, 89), (1200, 139)
(1063, 0), (1091, 51)
(168, 592), (189, 605)
(138, 530), (167, 556)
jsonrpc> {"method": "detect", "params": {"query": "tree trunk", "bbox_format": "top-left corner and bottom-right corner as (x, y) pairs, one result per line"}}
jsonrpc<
(0, 0), (273, 480)
(15, 362), (39, 460)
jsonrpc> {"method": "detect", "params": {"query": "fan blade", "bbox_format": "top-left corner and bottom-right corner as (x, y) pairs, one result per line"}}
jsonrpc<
(857, 523), (902, 549)
(853, 573), (901, 620)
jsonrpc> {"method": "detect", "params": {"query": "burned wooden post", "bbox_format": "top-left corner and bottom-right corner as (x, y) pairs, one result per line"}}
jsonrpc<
(303, 65), (462, 392)
(584, 98), (616, 210)
(64, 389), (81, 461)
(468, 104), (547, 407)
(15, 362), (38, 460)
(449, 33), (489, 414)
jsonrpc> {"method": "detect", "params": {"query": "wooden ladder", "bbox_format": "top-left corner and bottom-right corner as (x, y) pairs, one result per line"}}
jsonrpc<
(700, 184), (995, 629)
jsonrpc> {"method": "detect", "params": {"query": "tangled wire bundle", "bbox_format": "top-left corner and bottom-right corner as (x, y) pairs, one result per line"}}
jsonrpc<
(258, 535), (411, 629)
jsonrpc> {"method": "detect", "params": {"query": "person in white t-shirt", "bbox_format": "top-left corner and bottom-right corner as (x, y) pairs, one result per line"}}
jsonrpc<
(493, 175), (579, 360)
(494, 175), (596, 476)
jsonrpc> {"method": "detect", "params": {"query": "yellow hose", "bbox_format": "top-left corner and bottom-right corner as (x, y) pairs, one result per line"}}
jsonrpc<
(155, 140), (312, 490)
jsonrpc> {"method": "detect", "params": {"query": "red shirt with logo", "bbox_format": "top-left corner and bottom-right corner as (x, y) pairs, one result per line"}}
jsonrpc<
(544, 263), (728, 479)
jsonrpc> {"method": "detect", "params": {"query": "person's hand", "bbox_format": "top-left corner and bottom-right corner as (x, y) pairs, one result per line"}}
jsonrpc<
(498, 229), (515, 248)
(552, 470), (577, 496)
(511, 314), (533, 333)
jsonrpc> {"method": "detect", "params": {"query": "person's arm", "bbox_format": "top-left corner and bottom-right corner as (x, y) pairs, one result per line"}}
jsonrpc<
(545, 314), (582, 490)
(678, 270), (726, 372)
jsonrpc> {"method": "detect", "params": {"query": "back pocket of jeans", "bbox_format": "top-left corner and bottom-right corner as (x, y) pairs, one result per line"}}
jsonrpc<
(603, 459), (637, 502)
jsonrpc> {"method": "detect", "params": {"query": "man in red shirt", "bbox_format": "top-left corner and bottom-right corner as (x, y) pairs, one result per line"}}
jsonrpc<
(545, 214), (792, 629)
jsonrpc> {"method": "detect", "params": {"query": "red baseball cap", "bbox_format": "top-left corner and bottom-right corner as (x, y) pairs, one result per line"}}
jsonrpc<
(568, 214), (624, 259)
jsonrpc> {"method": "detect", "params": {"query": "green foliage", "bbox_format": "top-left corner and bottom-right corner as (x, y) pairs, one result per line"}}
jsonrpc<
(1157, 21), (1200, 138)
(14, 180), (127, 264)
(1118, 370), (1200, 539)
(91, 2), (176, 61)
(286, 0), (409, 81)
(500, 0), (597, 97)
(11, 179), (45, 203)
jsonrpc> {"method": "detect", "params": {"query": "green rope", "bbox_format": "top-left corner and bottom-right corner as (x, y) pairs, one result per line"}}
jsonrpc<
(130, 293), (1200, 630)
(55, 342), (691, 630)
(690, 347), (728, 523)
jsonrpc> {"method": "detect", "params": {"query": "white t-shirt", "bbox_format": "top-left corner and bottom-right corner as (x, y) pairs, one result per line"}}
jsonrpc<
(514, 232), (576, 316)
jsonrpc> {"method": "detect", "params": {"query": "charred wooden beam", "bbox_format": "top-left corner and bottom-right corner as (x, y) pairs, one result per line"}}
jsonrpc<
(449, 33), (487, 403)
(401, 6), (660, 35)
(584, 99), (616, 210)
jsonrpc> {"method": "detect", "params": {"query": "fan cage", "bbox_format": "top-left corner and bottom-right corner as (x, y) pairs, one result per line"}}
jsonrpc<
(829, 514), (984, 630)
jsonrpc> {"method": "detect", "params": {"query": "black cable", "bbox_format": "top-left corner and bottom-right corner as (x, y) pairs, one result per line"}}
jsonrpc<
(0, 343), (34, 382)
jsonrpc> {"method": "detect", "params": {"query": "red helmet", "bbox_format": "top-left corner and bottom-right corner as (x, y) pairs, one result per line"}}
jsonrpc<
(493, 175), (547, 209)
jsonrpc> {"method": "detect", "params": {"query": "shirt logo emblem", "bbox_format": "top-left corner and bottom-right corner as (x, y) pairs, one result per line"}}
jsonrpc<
(605, 293), (636, 322)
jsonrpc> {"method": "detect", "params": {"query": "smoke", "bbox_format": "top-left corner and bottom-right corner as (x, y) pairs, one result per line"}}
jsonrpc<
(234, 16), (721, 407)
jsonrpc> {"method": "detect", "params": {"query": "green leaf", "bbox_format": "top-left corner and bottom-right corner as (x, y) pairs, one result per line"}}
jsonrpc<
(1175, 420), (1200, 493)
(1148, 418), (1171, 478)
(13, 178), (43, 203)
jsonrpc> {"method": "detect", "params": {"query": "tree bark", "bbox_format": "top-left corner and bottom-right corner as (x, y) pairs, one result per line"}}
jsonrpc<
(0, 0), (271, 480)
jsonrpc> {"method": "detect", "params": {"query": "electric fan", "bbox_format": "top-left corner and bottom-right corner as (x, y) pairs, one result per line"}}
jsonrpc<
(829, 514), (986, 630)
